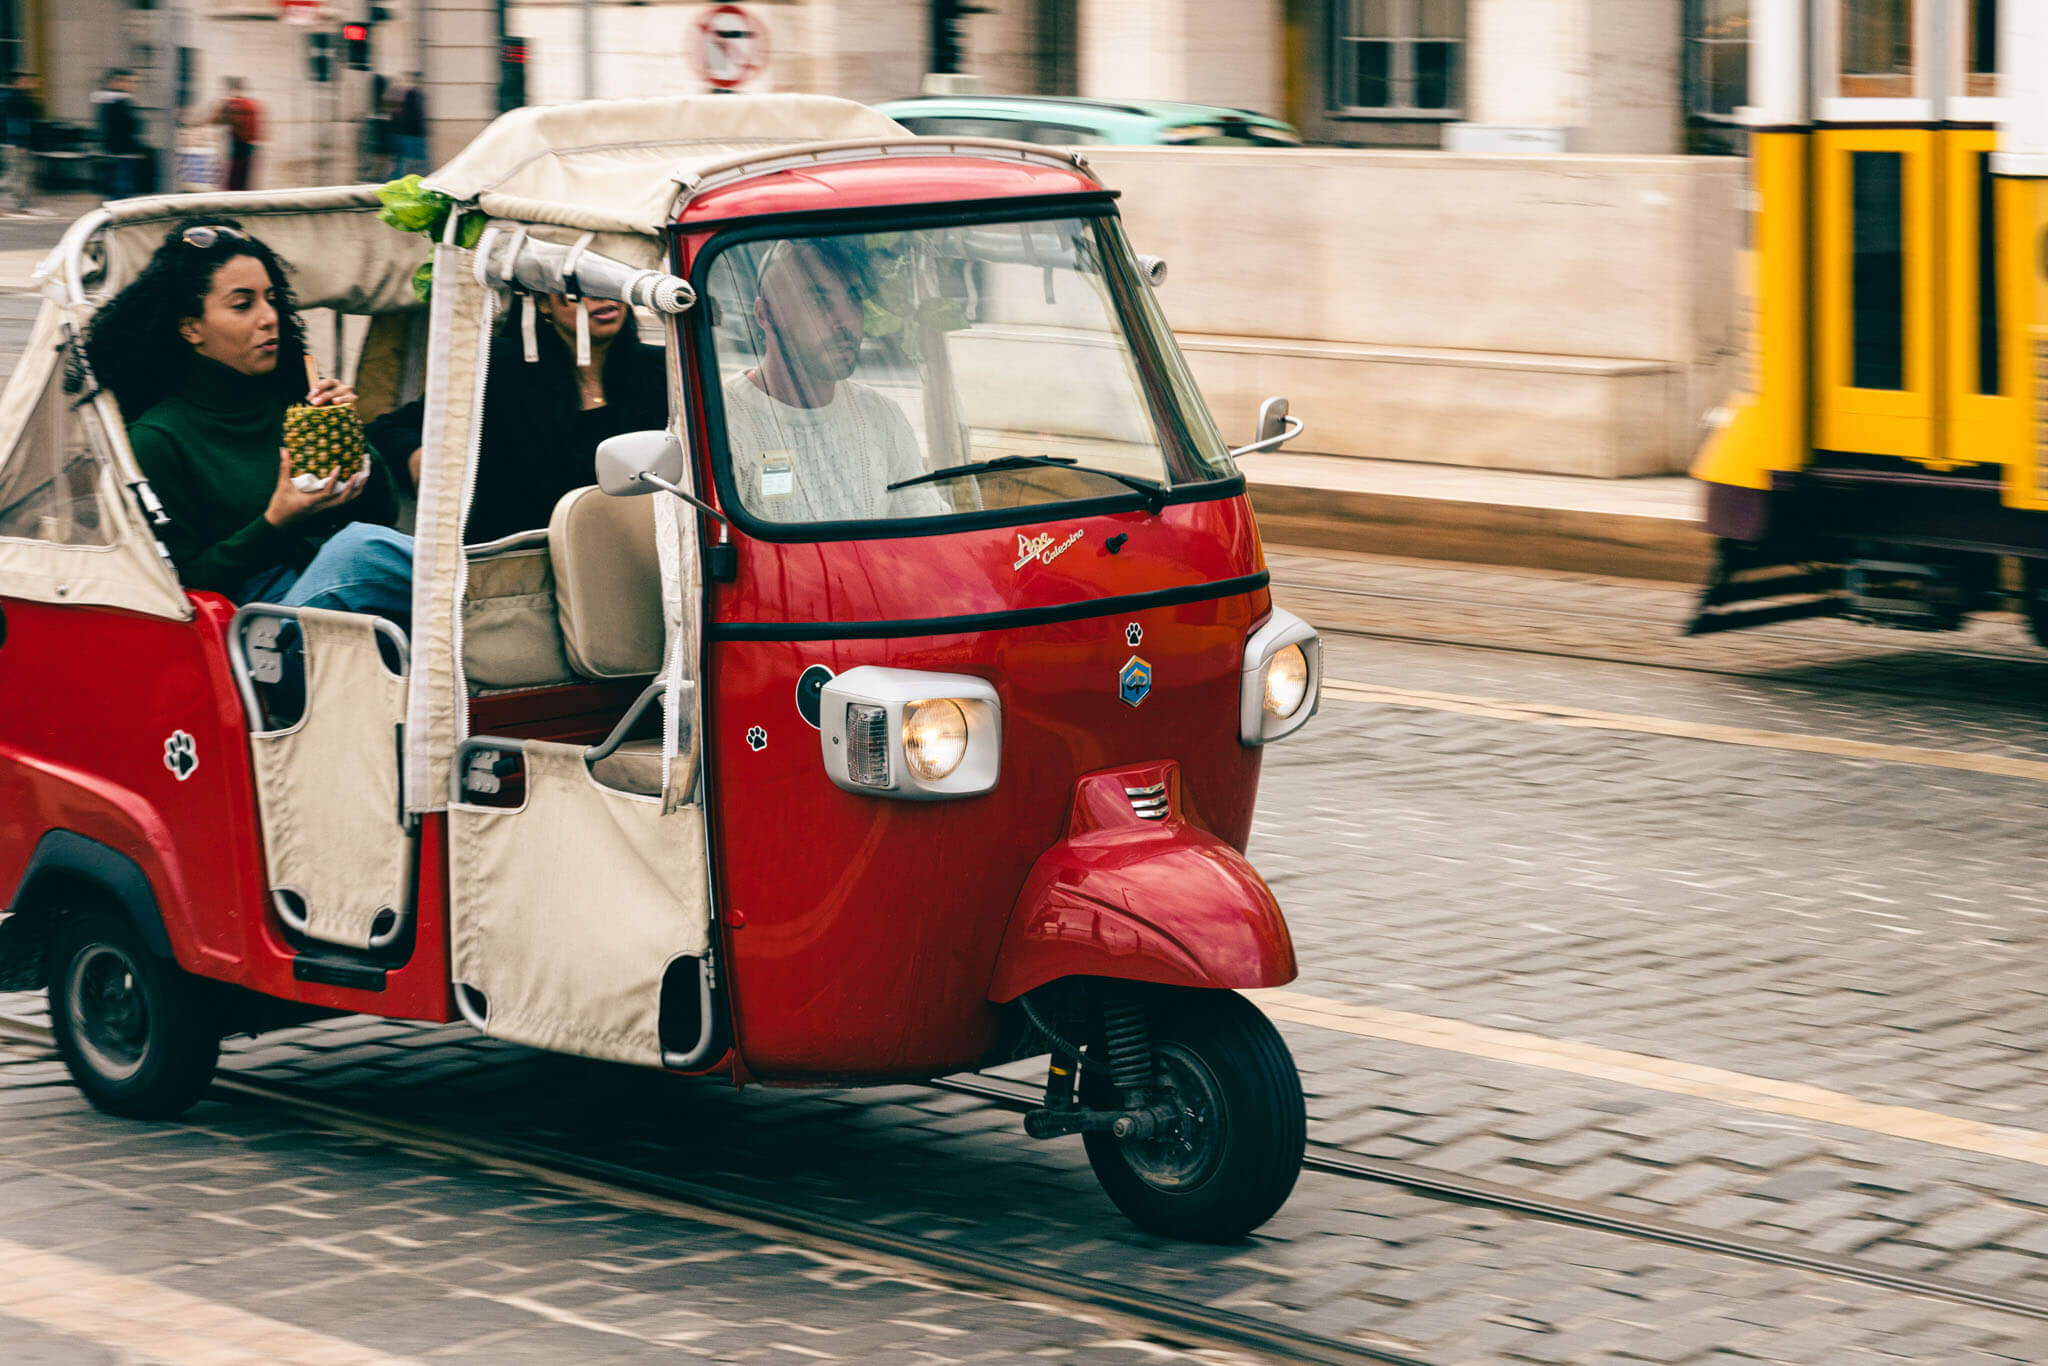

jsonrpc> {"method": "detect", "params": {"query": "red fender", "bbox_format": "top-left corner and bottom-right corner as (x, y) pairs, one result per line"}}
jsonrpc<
(987, 762), (1297, 1003)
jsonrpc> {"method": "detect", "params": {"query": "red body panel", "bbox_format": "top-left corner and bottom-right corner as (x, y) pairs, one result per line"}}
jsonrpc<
(987, 762), (1297, 1003)
(680, 158), (1104, 229)
(0, 594), (451, 1022)
(700, 504), (1276, 1081)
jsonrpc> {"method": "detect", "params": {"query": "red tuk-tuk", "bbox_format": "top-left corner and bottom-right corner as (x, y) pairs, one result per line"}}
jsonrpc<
(0, 95), (1322, 1241)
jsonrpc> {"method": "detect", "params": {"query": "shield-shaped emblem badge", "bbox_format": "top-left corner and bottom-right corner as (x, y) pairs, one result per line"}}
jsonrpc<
(1119, 656), (1152, 708)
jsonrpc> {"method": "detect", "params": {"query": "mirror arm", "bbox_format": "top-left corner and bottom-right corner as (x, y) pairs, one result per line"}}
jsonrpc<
(637, 470), (730, 525)
(1229, 415), (1306, 459)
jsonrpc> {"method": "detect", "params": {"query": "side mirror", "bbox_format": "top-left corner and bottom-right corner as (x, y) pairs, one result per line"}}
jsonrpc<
(595, 429), (683, 497)
(1230, 396), (1305, 458)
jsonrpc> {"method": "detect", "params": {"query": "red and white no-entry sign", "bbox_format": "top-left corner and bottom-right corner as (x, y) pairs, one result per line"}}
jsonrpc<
(690, 4), (770, 90)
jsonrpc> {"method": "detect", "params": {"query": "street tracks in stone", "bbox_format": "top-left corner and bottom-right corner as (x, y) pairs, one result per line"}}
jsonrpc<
(5, 1010), (2045, 1359)
(0, 1014), (1427, 1366)
(1268, 563), (2047, 710)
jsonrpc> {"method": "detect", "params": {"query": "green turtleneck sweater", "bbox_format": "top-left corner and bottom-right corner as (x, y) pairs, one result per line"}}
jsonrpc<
(126, 357), (397, 597)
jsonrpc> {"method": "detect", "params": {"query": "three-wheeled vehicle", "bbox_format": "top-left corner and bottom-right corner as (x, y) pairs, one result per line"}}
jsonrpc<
(0, 96), (1321, 1240)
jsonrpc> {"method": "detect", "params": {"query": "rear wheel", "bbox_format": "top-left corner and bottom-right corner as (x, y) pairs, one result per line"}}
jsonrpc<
(47, 911), (218, 1120)
(1082, 989), (1305, 1241)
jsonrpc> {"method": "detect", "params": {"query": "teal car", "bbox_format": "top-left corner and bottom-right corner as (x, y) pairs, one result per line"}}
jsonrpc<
(873, 95), (1302, 148)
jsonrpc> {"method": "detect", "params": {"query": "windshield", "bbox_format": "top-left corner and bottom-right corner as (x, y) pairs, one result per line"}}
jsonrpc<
(698, 214), (1236, 532)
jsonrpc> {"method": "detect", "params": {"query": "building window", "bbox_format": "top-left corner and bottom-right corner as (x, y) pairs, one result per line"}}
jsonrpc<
(1685, 0), (1749, 154)
(1330, 0), (1465, 118)
(1966, 0), (1997, 97)
(1840, 0), (1915, 99)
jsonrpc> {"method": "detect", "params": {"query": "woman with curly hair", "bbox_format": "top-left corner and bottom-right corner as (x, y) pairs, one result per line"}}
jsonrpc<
(84, 217), (412, 618)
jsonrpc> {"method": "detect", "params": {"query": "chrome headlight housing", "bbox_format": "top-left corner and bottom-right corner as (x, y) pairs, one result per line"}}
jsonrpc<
(1240, 607), (1321, 745)
(820, 667), (1001, 799)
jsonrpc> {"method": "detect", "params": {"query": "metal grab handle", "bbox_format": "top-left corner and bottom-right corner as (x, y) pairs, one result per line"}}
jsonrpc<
(584, 679), (697, 764)
(1229, 414), (1305, 459)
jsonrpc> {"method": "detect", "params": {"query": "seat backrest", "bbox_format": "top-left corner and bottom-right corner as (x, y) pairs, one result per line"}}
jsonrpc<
(548, 486), (665, 679)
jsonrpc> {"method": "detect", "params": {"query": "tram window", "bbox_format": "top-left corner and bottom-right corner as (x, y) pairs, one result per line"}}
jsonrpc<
(1840, 0), (1914, 99)
(1977, 152), (2000, 395)
(1850, 151), (1906, 392)
(1967, 0), (1997, 98)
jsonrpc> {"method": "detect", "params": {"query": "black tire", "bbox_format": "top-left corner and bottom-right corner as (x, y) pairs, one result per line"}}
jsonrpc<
(47, 910), (218, 1120)
(1082, 988), (1305, 1242)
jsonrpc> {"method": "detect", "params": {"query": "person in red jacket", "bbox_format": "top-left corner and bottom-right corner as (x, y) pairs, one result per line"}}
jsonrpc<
(211, 78), (264, 191)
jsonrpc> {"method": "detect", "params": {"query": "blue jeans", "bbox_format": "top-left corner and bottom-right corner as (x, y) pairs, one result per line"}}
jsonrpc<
(243, 523), (415, 625)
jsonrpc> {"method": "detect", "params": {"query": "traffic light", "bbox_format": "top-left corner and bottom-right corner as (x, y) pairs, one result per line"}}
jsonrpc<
(929, 0), (990, 75)
(499, 34), (529, 113)
(342, 22), (370, 70)
(306, 30), (334, 84)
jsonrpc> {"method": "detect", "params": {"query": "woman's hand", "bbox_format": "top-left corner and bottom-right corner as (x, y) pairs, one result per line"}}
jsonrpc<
(263, 449), (367, 527)
(305, 377), (357, 407)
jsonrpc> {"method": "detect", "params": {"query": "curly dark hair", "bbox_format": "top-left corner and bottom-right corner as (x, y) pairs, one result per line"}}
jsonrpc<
(81, 217), (311, 422)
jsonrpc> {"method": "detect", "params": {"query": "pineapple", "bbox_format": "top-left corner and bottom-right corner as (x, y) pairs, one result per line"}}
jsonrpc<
(284, 400), (368, 483)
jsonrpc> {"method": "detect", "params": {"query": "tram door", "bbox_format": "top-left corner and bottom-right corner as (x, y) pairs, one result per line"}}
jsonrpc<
(1812, 0), (2024, 472)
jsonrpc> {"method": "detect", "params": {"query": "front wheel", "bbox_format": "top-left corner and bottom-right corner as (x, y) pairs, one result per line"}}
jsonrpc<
(47, 910), (219, 1120)
(1083, 989), (1305, 1241)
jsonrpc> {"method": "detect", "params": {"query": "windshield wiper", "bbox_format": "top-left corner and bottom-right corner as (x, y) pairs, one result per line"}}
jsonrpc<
(889, 454), (1168, 514)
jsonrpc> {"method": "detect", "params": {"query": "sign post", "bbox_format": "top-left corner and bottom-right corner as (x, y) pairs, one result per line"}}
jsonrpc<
(689, 4), (769, 92)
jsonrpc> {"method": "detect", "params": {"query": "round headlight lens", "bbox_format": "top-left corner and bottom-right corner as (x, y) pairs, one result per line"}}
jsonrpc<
(903, 698), (970, 781)
(1263, 644), (1309, 719)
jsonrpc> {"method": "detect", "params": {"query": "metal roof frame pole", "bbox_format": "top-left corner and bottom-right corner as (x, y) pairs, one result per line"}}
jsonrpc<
(581, 0), (594, 99)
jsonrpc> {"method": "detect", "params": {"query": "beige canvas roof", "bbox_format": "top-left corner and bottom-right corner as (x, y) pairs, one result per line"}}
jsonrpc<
(424, 94), (910, 241)
(78, 187), (431, 316)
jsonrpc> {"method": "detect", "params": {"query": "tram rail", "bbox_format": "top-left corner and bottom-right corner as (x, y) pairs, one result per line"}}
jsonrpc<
(5, 1007), (2046, 1344)
(0, 1013), (1424, 1366)
(1267, 558), (2047, 708)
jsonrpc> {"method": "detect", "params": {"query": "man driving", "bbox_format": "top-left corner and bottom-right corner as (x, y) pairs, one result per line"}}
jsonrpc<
(721, 238), (948, 523)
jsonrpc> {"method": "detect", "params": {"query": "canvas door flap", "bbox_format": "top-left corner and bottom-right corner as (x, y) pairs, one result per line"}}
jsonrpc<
(0, 301), (189, 619)
(449, 741), (709, 1067)
(249, 609), (410, 949)
(404, 243), (489, 813)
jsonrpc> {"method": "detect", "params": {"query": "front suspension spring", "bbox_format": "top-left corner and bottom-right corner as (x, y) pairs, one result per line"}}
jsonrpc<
(1101, 1001), (1154, 1094)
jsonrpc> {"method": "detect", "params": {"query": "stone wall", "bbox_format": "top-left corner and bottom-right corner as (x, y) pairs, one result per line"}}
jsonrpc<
(1091, 147), (1741, 477)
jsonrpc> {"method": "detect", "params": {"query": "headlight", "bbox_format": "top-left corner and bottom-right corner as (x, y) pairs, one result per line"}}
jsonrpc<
(820, 668), (1001, 799)
(1264, 644), (1309, 719)
(903, 699), (969, 780)
(1239, 608), (1320, 745)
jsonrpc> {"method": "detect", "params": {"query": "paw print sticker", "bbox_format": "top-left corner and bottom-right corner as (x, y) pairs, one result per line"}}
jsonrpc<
(1125, 622), (1143, 647)
(163, 730), (198, 782)
(745, 725), (768, 752)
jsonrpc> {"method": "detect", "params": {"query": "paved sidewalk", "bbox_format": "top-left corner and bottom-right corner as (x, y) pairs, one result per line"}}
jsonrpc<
(1245, 452), (1711, 583)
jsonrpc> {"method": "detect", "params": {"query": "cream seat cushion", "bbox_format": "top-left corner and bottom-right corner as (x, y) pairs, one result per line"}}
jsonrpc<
(548, 486), (664, 679)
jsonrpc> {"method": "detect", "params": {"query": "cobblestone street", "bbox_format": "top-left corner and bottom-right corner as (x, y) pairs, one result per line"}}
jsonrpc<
(9, 213), (2048, 1362)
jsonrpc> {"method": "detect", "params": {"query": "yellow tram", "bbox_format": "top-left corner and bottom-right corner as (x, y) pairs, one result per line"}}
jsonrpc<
(1692, 0), (2048, 644)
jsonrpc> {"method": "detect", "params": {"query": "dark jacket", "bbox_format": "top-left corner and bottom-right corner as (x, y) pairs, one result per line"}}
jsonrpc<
(127, 357), (400, 596)
(95, 90), (141, 157)
(368, 318), (667, 545)
(1, 88), (40, 147)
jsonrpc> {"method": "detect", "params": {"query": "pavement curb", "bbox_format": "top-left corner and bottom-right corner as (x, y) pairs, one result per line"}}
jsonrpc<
(1248, 478), (1715, 584)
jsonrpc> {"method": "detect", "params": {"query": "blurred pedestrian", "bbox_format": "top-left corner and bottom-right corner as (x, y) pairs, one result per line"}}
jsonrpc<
(0, 72), (49, 214)
(362, 73), (392, 181)
(390, 72), (427, 177)
(93, 69), (148, 199)
(211, 78), (264, 191)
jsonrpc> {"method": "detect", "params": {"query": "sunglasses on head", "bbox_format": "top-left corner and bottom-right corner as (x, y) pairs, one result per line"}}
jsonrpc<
(179, 225), (249, 250)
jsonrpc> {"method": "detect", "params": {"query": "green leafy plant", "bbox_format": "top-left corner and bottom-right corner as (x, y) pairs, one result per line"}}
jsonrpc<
(376, 175), (486, 300)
